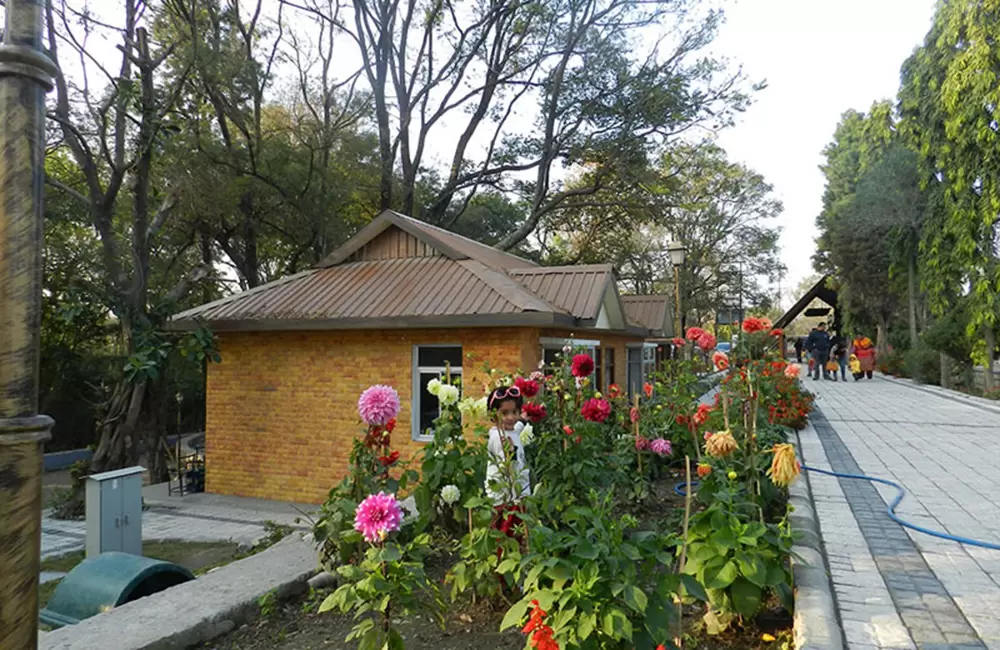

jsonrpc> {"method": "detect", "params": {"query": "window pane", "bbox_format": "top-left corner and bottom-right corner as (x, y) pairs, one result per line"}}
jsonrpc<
(417, 346), (463, 367)
(418, 372), (441, 436)
(595, 348), (603, 391)
(542, 347), (562, 370)
(606, 348), (615, 386)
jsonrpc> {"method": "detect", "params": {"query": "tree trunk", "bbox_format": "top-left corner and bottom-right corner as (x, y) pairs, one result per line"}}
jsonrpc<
(940, 352), (952, 389)
(908, 252), (918, 348)
(142, 381), (170, 483)
(91, 378), (147, 473)
(876, 313), (890, 360)
(985, 326), (997, 392)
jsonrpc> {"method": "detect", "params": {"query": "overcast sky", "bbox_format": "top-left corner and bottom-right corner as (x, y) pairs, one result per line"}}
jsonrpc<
(707, 0), (937, 308)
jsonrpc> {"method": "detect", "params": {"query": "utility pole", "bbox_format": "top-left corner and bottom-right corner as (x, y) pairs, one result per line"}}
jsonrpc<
(0, 1), (58, 647)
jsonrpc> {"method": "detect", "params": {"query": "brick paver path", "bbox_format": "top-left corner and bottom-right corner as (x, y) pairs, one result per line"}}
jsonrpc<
(800, 377), (1000, 650)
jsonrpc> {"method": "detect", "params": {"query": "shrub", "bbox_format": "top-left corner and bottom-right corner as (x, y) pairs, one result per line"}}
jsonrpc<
(878, 349), (907, 377)
(905, 343), (940, 385)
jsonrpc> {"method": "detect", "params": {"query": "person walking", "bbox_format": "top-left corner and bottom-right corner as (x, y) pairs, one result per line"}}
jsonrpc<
(794, 337), (804, 363)
(830, 332), (848, 381)
(852, 336), (877, 380)
(805, 322), (832, 380)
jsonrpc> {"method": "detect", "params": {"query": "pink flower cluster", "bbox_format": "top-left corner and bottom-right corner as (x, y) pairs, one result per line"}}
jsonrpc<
(358, 385), (400, 426)
(649, 438), (672, 457)
(354, 491), (403, 543)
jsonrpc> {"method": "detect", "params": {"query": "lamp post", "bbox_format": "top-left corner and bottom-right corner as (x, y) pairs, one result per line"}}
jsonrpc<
(667, 240), (687, 340)
(0, 1), (58, 647)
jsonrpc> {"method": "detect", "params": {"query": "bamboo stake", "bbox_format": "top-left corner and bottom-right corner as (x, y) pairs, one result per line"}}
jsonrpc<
(633, 393), (643, 474)
(676, 456), (693, 648)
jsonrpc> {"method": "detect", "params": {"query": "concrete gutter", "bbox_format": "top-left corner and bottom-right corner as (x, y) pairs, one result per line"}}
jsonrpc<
(39, 534), (317, 650)
(790, 421), (845, 650)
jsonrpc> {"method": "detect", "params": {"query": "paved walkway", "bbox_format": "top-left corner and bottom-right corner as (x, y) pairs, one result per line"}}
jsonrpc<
(41, 482), (316, 559)
(799, 376), (1000, 650)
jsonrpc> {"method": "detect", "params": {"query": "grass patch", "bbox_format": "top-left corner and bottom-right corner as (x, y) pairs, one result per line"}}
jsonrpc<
(41, 540), (242, 576)
(39, 580), (61, 609)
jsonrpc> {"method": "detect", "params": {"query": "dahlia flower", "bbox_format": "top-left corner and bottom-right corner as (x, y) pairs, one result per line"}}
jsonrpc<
(437, 384), (460, 406)
(768, 443), (801, 487)
(704, 430), (738, 458)
(354, 491), (403, 543)
(650, 438), (672, 456)
(685, 327), (705, 341)
(608, 383), (622, 399)
(770, 328), (784, 337)
(581, 398), (611, 423)
(784, 363), (802, 379)
(458, 396), (488, 419)
(427, 378), (442, 396)
(514, 376), (541, 398)
(358, 385), (401, 426)
(635, 435), (650, 451)
(522, 402), (547, 422)
(571, 353), (595, 378)
(440, 484), (461, 506)
(741, 317), (767, 334)
(643, 382), (654, 399)
(697, 331), (717, 352)
(693, 403), (713, 426)
(670, 337), (686, 347)
(712, 351), (730, 371)
(520, 423), (535, 445)
(696, 463), (712, 478)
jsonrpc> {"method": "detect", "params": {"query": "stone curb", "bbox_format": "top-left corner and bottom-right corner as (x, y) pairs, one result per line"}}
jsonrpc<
(39, 533), (317, 650)
(790, 421), (845, 650)
(878, 373), (1000, 416)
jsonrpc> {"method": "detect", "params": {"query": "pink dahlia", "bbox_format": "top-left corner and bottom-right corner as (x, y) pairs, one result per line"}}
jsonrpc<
(571, 354), (595, 378)
(697, 331), (717, 352)
(784, 363), (802, 379)
(358, 385), (401, 426)
(650, 438), (672, 457)
(685, 327), (706, 342)
(581, 398), (611, 423)
(354, 491), (403, 543)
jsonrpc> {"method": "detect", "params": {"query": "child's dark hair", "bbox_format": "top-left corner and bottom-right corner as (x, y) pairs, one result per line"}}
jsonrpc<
(488, 386), (524, 411)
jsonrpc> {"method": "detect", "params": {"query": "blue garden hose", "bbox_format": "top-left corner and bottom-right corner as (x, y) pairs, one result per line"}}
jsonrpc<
(674, 465), (1000, 551)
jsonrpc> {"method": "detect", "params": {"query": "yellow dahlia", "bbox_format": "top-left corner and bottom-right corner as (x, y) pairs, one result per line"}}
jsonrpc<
(767, 443), (801, 487)
(704, 430), (738, 458)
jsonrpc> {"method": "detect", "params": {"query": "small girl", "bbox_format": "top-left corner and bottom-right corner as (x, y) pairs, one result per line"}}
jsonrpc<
(849, 354), (862, 381)
(485, 386), (531, 565)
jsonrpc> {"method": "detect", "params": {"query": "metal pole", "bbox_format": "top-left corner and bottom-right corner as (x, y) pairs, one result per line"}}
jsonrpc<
(0, 1), (58, 647)
(673, 265), (682, 337)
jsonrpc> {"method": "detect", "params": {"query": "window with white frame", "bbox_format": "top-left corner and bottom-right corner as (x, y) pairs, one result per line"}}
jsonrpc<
(626, 343), (657, 397)
(412, 345), (463, 441)
(539, 337), (599, 376)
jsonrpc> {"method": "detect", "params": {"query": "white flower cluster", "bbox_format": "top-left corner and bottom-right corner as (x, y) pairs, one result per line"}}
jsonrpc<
(440, 484), (461, 505)
(458, 396), (488, 419)
(519, 423), (535, 445)
(427, 377), (460, 406)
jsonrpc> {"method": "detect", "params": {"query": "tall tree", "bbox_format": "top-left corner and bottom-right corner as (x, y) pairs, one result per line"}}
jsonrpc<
(46, 0), (214, 480)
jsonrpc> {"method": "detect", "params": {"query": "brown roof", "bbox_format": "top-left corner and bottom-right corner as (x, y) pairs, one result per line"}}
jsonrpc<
(171, 211), (648, 335)
(319, 210), (536, 271)
(507, 265), (614, 321)
(621, 295), (671, 333)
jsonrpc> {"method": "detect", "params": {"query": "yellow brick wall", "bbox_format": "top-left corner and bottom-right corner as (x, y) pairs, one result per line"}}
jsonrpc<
(205, 327), (539, 503)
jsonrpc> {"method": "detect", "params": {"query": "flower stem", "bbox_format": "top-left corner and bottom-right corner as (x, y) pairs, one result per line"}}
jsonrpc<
(676, 455), (693, 649)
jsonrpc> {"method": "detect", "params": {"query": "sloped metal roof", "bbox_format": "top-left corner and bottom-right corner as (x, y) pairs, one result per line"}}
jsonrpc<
(507, 265), (614, 321)
(621, 295), (670, 332)
(171, 257), (567, 328)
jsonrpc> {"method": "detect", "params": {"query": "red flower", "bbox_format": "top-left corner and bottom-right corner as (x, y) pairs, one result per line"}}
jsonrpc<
(670, 337), (686, 347)
(770, 328), (784, 337)
(514, 376), (540, 398)
(580, 398), (611, 423)
(574, 435), (581, 445)
(696, 331), (717, 351)
(522, 600), (559, 650)
(378, 450), (400, 466)
(571, 354), (594, 378)
(675, 414), (689, 426)
(697, 463), (712, 478)
(522, 402), (547, 422)
(608, 383), (622, 399)
(712, 351), (729, 370)
(385, 418), (396, 433)
(630, 407), (640, 423)
(563, 425), (574, 436)
(685, 326), (705, 341)
(635, 435), (650, 451)
(742, 317), (768, 333)
(693, 403), (712, 426)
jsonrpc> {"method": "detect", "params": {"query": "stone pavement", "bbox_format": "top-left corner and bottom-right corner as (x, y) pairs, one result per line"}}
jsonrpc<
(799, 376), (1000, 650)
(41, 482), (316, 560)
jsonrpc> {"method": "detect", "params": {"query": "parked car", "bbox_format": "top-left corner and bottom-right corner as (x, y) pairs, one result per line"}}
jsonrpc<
(716, 341), (732, 354)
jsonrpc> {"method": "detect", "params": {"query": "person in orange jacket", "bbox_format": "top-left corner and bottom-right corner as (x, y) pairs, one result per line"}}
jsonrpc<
(852, 336), (877, 380)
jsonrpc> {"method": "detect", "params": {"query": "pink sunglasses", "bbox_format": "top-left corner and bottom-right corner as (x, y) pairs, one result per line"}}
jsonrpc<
(488, 385), (521, 408)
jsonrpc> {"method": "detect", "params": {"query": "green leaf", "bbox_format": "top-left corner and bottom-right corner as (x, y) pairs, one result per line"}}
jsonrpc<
(704, 560), (739, 589)
(386, 628), (405, 650)
(317, 592), (339, 613)
(730, 578), (763, 618)
(680, 574), (709, 602)
(623, 585), (648, 614)
(500, 598), (531, 631)
(710, 526), (736, 552)
(620, 543), (642, 561)
(736, 554), (769, 588)
(575, 540), (599, 560)
(578, 612), (597, 640)
(766, 563), (787, 587)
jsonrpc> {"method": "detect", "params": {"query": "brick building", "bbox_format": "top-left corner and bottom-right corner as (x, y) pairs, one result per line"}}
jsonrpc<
(171, 211), (673, 503)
